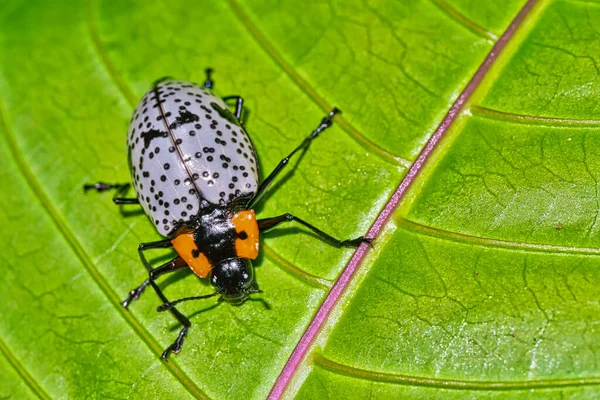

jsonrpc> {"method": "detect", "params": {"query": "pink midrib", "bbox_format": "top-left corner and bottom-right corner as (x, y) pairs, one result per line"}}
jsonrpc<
(268, 1), (539, 398)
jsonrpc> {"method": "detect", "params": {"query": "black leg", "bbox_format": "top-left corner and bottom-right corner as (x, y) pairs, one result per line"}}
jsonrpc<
(121, 256), (186, 307)
(131, 240), (193, 359)
(122, 279), (150, 307)
(123, 238), (173, 309)
(153, 76), (174, 88)
(137, 239), (173, 272)
(222, 95), (244, 120)
(247, 108), (340, 209)
(84, 182), (139, 205)
(149, 279), (192, 359)
(204, 68), (214, 89)
(257, 213), (371, 248)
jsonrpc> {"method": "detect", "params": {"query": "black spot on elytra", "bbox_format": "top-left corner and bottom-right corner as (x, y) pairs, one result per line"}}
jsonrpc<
(192, 249), (200, 258)
(238, 231), (248, 240)
(168, 110), (200, 129)
(141, 129), (167, 148)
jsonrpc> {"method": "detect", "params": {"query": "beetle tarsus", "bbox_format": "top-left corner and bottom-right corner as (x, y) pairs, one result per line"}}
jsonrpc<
(247, 108), (342, 208)
(83, 182), (126, 193)
(161, 326), (189, 360)
(340, 236), (373, 248)
(204, 68), (214, 89)
(122, 279), (150, 308)
(313, 107), (341, 136)
(84, 182), (139, 204)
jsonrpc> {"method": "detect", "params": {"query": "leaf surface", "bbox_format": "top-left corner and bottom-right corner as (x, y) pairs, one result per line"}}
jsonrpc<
(1, 0), (598, 399)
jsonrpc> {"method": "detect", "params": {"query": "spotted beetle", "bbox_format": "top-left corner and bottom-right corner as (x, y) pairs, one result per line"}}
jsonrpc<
(86, 69), (370, 359)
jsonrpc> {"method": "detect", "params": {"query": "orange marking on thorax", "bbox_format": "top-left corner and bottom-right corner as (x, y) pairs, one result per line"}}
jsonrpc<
(171, 233), (212, 278)
(231, 210), (259, 260)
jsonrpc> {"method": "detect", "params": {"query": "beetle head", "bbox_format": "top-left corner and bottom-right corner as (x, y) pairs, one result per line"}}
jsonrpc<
(211, 258), (258, 304)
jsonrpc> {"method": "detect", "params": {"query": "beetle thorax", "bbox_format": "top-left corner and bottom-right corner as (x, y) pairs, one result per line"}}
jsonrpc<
(193, 207), (237, 261)
(170, 206), (260, 283)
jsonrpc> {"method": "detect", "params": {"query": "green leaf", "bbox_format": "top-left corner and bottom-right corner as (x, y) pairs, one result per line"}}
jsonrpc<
(1, 0), (598, 399)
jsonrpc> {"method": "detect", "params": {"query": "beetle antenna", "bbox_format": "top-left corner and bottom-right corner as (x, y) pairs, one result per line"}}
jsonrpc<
(246, 288), (270, 309)
(157, 291), (220, 312)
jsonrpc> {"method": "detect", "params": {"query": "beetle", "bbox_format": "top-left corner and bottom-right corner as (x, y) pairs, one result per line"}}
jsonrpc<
(86, 69), (370, 358)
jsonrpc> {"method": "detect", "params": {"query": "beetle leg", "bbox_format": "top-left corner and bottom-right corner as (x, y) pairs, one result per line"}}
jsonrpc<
(222, 95), (244, 121)
(125, 250), (192, 359)
(153, 76), (174, 88)
(247, 108), (340, 209)
(122, 255), (186, 307)
(84, 182), (139, 204)
(121, 279), (150, 307)
(137, 238), (174, 271)
(122, 238), (174, 306)
(137, 240), (192, 358)
(204, 68), (214, 89)
(148, 278), (192, 359)
(258, 213), (372, 248)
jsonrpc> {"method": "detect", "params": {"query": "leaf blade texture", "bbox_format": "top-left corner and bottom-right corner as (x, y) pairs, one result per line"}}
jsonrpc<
(1, 0), (599, 399)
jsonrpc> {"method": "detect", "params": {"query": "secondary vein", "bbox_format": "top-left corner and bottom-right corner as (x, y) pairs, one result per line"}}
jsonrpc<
(398, 217), (600, 256)
(225, 0), (412, 169)
(314, 352), (600, 390)
(0, 335), (51, 400)
(267, 1), (542, 398)
(472, 105), (600, 128)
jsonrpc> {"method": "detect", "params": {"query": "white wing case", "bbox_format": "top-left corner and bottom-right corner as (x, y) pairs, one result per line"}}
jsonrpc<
(127, 80), (259, 236)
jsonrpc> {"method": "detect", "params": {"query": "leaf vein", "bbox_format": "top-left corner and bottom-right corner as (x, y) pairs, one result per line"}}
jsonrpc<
(398, 217), (600, 256)
(0, 5), (212, 398)
(430, 0), (499, 42)
(262, 244), (332, 289)
(267, 1), (545, 397)
(313, 352), (600, 390)
(0, 98), (210, 400)
(225, 0), (411, 169)
(86, 0), (138, 106)
(0, 336), (51, 400)
(471, 105), (600, 127)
